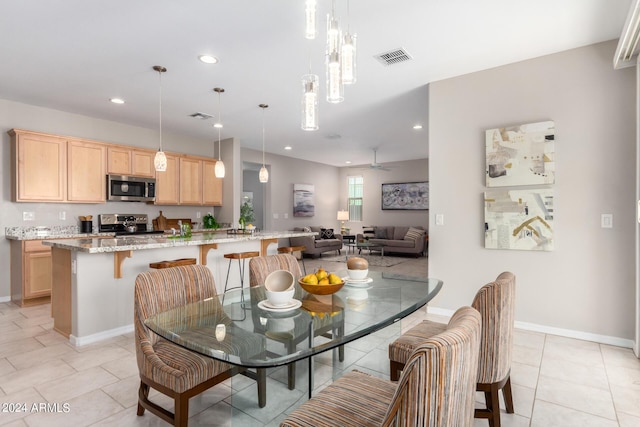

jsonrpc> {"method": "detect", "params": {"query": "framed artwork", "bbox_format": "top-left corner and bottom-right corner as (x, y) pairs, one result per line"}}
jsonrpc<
(293, 184), (315, 217)
(381, 181), (428, 210)
(484, 188), (554, 251)
(486, 120), (555, 187)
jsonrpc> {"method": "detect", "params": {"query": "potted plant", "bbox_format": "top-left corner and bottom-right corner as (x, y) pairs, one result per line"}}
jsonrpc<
(239, 201), (255, 230)
(203, 212), (219, 229)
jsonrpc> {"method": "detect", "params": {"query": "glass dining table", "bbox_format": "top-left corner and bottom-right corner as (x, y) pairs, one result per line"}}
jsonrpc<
(144, 271), (443, 407)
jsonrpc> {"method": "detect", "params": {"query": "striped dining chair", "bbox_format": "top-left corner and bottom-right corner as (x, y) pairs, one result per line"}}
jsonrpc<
(134, 265), (265, 426)
(389, 271), (516, 427)
(280, 306), (481, 427)
(249, 254), (344, 389)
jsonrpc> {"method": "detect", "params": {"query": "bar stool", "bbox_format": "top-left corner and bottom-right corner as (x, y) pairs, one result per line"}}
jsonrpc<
(222, 251), (260, 315)
(277, 245), (307, 274)
(149, 258), (197, 269)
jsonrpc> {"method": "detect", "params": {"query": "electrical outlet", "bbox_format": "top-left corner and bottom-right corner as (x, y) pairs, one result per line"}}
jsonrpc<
(601, 214), (613, 228)
(435, 214), (444, 226)
(59, 211), (66, 220)
(196, 212), (201, 218)
(23, 211), (35, 221)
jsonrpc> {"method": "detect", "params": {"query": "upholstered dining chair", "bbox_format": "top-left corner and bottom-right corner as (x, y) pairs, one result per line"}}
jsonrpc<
(280, 306), (482, 427)
(389, 271), (516, 427)
(134, 264), (266, 426)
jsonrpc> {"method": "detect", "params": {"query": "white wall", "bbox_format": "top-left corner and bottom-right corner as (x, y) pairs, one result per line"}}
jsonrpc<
(429, 40), (636, 343)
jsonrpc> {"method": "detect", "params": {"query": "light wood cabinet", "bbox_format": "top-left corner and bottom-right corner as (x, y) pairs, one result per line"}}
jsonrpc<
(203, 159), (223, 206)
(107, 146), (155, 178)
(67, 139), (106, 202)
(10, 240), (52, 306)
(155, 154), (180, 205)
(10, 129), (66, 202)
(179, 157), (203, 205)
(132, 149), (155, 177)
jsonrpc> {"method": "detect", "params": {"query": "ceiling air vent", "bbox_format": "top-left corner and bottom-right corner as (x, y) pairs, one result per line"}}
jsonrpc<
(189, 112), (212, 120)
(374, 48), (413, 66)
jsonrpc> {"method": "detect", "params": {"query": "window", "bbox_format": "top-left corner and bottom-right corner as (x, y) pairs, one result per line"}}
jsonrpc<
(347, 175), (363, 221)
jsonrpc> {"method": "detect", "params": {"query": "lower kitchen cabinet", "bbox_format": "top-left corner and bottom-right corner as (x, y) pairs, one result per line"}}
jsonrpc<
(10, 240), (52, 306)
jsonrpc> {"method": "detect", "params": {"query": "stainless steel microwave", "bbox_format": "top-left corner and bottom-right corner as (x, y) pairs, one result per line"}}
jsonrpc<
(107, 174), (156, 202)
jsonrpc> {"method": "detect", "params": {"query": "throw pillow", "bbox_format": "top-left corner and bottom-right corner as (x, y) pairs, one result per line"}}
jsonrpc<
(404, 226), (424, 241)
(320, 228), (335, 239)
(302, 226), (312, 232)
(374, 227), (388, 239)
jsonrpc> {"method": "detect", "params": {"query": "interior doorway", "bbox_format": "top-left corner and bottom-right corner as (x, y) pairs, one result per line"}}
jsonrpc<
(242, 162), (266, 230)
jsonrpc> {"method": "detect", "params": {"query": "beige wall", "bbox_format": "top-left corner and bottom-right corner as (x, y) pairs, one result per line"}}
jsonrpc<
(428, 40), (636, 343)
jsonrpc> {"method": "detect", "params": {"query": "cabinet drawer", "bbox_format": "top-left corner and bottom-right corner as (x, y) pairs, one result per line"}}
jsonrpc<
(24, 240), (51, 253)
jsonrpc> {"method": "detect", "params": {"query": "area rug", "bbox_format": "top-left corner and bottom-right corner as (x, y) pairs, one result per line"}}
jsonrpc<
(319, 253), (412, 268)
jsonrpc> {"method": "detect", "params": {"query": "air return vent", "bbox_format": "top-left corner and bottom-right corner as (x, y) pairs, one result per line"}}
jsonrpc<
(189, 112), (213, 120)
(374, 48), (413, 66)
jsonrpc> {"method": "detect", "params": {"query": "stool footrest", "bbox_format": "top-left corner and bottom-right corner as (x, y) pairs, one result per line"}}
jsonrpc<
(149, 258), (197, 269)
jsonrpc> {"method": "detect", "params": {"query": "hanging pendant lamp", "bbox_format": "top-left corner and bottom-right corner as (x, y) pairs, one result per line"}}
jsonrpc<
(305, 0), (317, 39)
(213, 87), (225, 178)
(341, 0), (357, 84)
(258, 104), (269, 183)
(326, 0), (343, 103)
(152, 65), (167, 172)
(301, 73), (318, 131)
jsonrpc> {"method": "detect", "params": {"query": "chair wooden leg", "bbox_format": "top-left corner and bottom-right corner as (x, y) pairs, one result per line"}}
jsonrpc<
(137, 381), (149, 416)
(174, 393), (189, 427)
(502, 376), (514, 413)
(389, 360), (404, 381)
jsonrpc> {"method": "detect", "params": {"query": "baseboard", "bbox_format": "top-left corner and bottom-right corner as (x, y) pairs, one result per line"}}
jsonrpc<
(0, 296), (11, 303)
(427, 307), (635, 349)
(70, 324), (134, 347)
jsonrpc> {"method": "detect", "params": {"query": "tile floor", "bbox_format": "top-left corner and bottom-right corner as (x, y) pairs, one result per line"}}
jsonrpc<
(1, 254), (639, 426)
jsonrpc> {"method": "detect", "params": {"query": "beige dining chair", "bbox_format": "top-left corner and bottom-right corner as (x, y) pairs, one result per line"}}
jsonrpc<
(389, 271), (516, 427)
(134, 264), (266, 426)
(280, 306), (482, 427)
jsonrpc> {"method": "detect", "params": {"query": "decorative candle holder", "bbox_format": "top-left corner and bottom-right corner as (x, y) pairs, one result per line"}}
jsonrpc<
(215, 324), (226, 341)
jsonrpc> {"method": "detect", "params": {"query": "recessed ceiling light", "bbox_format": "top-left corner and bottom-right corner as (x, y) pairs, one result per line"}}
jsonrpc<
(284, 146), (292, 150)
(345, 160), (352, 164)
(110, 98), (125, 104)
(199, 55), (218, 64)
(413, 124), (423, 130)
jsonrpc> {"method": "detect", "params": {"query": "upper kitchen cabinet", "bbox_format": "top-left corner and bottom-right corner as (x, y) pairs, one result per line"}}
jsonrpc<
(9, 129), (67, 202)
(107, 146), (155, 177)
(10, 129), (106, 203)
(155, 153), (179, 205)
(203, 159), (223, 206)
(179, 157), (203, 205)
(67, 139), (106, 202)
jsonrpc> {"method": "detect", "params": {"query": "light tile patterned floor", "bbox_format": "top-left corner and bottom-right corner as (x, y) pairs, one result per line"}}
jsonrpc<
(0, 254), (638, 426)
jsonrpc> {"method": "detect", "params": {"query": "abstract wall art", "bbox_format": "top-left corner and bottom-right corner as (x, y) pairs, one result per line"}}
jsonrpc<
(486, 120), (555, 187)
(293, 184), (315, 217)
(484, 188), (554, 251)
(381, 181), (429, 210)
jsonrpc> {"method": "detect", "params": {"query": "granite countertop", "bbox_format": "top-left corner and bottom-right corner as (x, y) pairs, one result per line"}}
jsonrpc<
(40, 230), (315, 253)
(4, 225), (236, 241)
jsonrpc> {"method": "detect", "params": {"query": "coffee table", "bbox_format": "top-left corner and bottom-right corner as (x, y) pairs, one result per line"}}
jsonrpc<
(144, 272), (442, 407)
(345, 241), (385, 258)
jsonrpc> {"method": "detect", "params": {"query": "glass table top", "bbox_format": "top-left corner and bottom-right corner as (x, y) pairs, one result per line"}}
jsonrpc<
(144, 271), (443, 368)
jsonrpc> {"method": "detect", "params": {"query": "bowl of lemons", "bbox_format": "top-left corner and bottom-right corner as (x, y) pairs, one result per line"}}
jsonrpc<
(299, 268), (344, 295)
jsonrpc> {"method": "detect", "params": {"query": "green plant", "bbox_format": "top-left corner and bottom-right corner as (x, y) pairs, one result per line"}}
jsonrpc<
(203, 212), (219, 229)
(239, 202), (255, 228)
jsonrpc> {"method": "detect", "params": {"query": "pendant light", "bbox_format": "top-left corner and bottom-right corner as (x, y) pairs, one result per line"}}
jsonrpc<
(341, 0), (357, 84)
(305, 0), (317, 39)
(152, 65), (167, 172)
(258, 104), (269, 183)
(213, 87), (225, 178)
(326, 0), (343, 103)
(301, 63), (319, 131)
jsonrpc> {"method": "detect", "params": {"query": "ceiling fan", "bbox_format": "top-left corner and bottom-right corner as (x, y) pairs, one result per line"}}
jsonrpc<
(366, 148), (391, 171)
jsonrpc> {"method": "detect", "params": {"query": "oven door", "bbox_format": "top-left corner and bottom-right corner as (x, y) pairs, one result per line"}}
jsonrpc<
(107, 175), (155, 202)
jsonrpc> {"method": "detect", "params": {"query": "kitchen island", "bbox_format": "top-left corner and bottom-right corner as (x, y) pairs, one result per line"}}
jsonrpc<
(43, 230), (315, 346)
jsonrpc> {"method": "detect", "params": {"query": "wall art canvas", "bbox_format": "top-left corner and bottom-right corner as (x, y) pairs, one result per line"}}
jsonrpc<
(293, 184), (315, 217)
(484, 188), (554, 251)
(486, 120), (555, 187)
(381, 181), (429, 210)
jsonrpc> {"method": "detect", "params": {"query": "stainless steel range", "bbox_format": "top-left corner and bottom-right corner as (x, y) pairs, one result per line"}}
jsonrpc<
(98, 214), (164, 236)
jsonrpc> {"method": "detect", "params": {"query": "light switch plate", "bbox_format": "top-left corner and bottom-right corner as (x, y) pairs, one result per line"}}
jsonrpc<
(23, 211), (35, 221)
(435, 214), (444, 226)
(59, 211), (66, 220)
(601, 214), (613, 228)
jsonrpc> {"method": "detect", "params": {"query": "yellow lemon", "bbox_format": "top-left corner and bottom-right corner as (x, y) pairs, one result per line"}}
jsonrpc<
(328, 273), (342, 284)
(319, 277), (329, 285)
(315, 268), (328, 281)
(302, 274), (318, 284)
